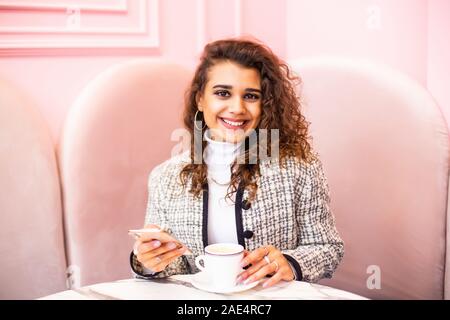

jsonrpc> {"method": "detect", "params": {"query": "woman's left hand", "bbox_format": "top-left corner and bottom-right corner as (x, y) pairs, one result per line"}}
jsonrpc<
(237, 245), (295, 288)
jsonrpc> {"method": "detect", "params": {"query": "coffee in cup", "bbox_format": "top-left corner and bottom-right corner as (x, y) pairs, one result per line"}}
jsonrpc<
(195, 243), (244, 290)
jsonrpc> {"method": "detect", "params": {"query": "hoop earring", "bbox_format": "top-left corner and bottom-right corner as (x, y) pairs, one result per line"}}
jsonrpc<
(194, 110), (207, 130)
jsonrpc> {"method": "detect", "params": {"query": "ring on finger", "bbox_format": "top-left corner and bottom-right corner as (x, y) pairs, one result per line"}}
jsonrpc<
(154, 256), (162, 264)
(263, 255), (271, 265)
(263, 246), (269, 256)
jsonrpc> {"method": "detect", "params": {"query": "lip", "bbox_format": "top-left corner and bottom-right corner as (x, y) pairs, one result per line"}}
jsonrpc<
(221, 117), (248, 122)
(218, 117), (249, 130)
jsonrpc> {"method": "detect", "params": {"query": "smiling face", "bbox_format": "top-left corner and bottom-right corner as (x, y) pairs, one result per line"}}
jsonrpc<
(196, 61), (262, 143)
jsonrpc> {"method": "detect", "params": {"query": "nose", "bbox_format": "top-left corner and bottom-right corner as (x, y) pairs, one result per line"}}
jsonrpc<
(228, 96), (245, 114)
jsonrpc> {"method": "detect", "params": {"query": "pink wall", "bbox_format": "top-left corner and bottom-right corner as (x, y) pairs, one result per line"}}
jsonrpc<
(428, 0), (450, 131)
(0, 0), (448, 143)
(287, 0), (428, 85)
(0, 0), (286, 143)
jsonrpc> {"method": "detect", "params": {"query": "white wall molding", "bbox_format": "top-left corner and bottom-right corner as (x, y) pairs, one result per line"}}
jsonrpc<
(0, 0), (128, 13)
(0, 0), (159, 54)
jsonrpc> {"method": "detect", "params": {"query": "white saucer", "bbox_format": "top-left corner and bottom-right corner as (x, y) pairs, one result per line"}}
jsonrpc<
(191, 272), (259, 294)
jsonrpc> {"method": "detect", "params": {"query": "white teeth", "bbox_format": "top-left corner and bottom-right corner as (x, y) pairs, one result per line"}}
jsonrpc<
(222, 118), (245, 126)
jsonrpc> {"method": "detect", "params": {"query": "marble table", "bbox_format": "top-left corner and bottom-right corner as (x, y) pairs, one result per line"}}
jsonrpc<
(40, 274), (368, 300)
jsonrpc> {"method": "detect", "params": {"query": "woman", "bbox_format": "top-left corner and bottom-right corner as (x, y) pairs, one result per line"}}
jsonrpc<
(130, 37), (344, 288)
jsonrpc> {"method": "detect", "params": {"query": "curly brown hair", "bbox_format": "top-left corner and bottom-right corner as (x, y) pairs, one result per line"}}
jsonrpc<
(179, 36), (314, 202)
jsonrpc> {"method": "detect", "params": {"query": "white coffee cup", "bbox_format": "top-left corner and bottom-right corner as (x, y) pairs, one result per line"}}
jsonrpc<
(195, 243), (244, 290)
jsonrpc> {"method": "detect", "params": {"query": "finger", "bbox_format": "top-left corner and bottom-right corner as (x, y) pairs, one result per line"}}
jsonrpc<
(152, 252), (184, 273)
(158, 245), (187, 262)
(240, 246), (270, 268)
(142, 242), (179, 259)
(240, 250), (251, 271)
(140, 243), (185, 266)
(136, 240), (162, 255)
(243, 262), (278, 285)
(136, 242), (162, 263)
(238, 258), (267, 282)
(152, 247), (186, 272)
(144, 246), (186, 272)
(262, 271), (283, 288)
(238, 250), (278, 282)
(137, 241), (177, 263)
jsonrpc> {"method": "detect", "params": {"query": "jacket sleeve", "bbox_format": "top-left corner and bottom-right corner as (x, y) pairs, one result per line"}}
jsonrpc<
(281, 157), (344, 282)
(130, 165), (191, 279)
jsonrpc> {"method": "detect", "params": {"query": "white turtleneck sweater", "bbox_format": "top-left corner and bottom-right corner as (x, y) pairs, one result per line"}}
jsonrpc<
(204, 130), (243, 245)
(203, 131), (298, 279)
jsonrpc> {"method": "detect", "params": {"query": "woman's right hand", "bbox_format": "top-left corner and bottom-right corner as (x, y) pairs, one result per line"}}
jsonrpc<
(134, 224), (187, 273)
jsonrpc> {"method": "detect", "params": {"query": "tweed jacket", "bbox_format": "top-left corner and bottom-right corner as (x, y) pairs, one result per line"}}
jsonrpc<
(130, 151), (344, 283)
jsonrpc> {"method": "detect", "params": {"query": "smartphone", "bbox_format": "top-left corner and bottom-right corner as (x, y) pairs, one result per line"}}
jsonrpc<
(128, 228), (192, 255)
(128, 228), (163, 239)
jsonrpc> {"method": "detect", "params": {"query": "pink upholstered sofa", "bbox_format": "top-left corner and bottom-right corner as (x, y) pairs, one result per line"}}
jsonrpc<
(290, 57), (449, 300)
(0, 58), (448, 299)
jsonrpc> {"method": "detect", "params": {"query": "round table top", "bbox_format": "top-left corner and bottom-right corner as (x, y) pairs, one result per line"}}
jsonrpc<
(40, 274), (368, 300)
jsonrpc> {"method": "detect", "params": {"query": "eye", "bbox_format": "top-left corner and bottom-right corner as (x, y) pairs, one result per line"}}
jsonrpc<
(214, 90), (230, 97)
(244, 93), (260, 100)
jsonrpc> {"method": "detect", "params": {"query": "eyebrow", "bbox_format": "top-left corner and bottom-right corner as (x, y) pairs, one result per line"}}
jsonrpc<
(212, 84), (261, 94)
